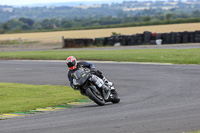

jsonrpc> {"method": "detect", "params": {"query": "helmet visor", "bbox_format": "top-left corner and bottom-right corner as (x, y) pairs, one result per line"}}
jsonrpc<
(67, 60), (76, 68)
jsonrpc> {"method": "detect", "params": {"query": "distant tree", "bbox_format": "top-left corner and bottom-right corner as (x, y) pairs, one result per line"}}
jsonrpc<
(132, 16), (141, 22)
(40, 19), (54, 29)
(177, 13), (189, 19)
(12, 26), (22, 32)
(166, 13), (172, 21)
(19, 18), (34, 26)
(142, 16), (151, 22)
(33, 22), (42, 30)
(117, 11), (128, 18)
(62, 22), (73, 28)
(154, 15), (165, 20)
(21, 24), (31, 30)
(192, 10), (200, 17)
(0, 28), (6, 34)
(112, 32), (121, 36)
(6, 19), (24, 30)
(1, 23), (9, 30)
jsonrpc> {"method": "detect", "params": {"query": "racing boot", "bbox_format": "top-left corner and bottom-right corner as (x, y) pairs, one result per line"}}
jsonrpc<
(110, 86), (115, 91)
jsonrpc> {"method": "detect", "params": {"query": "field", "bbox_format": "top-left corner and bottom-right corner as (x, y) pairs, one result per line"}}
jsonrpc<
(0, 22), (200, 51)
(0, 23), (200, 40)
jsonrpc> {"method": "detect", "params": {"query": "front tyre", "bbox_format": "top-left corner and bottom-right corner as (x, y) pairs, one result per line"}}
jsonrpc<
(86, 88), (105, 106)
(111, 90), (120, 104)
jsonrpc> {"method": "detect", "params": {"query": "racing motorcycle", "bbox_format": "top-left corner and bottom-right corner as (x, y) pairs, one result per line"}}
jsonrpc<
(72, 67), (120, 106)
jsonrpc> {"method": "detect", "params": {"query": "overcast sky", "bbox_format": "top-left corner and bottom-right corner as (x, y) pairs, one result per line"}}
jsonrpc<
(0, 0), (125, 6)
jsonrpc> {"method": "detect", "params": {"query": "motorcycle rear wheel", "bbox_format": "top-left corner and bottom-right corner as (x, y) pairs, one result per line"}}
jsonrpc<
(86, 88), (105, 106)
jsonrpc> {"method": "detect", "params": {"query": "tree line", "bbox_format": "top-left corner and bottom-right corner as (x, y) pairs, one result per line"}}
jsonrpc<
(1, 9), (200, 34)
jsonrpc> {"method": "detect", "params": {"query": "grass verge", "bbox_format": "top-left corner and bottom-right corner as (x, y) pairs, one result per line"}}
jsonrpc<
(189, 131), (200, 133)
(0, 48), (200, 64)
(0, 83), (86, 114)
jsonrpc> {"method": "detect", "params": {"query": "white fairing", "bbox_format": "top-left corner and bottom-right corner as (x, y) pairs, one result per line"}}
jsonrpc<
(73, 79), (79, 85)
(91, 75), (104, 88)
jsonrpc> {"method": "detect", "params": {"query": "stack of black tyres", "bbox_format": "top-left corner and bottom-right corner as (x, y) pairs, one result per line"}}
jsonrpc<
(161, 33), (167, 44)
(103, 37), (109, 46)
(176, 32), (181, 44)
(170, 32), (176, 44)
(97, 30), (200, 46)
(127, 36), (132, 45)
(125, 35), (131, 46)
(113, 36), (119, 45)
(143, 31), (152, 44)
(108, 37), (114, 46)
(188, 32), (194, 43)
(182, 31), (189, 43)
(120, 35), (127, 46)
(194, 31), (200, 43)
(156, 33), (162, 40)
(94, 38), (105, 45)
(135, 34), (144, 45)
(162, 33), (171, 44)
(129, 35), (137, 45)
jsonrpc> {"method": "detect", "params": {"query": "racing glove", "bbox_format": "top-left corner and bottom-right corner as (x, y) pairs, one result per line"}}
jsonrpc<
(90, 67), (95, 72)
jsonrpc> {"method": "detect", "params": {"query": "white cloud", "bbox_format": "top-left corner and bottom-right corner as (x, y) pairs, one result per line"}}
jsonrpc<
(0, 0), (123, 6)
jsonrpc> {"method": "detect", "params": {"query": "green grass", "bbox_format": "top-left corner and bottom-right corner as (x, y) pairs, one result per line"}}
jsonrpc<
(189, 130), (200, 133)
(0, 48), (200, 64)
(0, 83), (86, 114)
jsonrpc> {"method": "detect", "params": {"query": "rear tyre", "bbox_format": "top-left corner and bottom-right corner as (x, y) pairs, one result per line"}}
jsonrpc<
(111, 90), (120, 104)
(86, 88), (105, 106)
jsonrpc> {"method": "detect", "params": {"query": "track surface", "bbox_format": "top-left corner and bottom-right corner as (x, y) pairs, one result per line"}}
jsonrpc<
(0, 60), (200, 133)
(1, 43), (200, 52)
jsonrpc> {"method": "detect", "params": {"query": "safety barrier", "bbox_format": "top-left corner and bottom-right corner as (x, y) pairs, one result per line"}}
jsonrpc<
(62, 30), (200, 48)
(102, 30), (200, 46)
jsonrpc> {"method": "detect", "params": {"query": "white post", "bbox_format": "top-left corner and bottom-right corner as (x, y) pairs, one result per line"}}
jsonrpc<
(62, 36), (65, 48)
(19, 38), (23, 49)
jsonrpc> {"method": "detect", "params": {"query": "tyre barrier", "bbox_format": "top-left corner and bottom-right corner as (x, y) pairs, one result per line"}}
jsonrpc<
(195, 31), (200, 43)
(62, 30), (200, 48)
(102, 30), (200, 46)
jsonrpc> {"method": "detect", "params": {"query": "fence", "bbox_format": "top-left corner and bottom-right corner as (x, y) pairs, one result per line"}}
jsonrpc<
(62, 37), (94, 48)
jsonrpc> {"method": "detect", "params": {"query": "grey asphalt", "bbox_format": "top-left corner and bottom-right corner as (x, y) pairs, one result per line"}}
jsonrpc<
(0, 60), (200, 133)
(1, 43), (200, 52)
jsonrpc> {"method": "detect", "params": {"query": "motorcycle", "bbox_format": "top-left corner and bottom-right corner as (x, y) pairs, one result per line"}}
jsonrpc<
(72, 67), (120, 106)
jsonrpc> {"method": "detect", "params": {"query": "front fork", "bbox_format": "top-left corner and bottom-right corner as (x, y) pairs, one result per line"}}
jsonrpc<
(102, 88), (111, 101)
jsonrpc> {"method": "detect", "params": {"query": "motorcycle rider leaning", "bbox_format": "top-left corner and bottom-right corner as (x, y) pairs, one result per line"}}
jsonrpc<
(66, 56), (114, 95)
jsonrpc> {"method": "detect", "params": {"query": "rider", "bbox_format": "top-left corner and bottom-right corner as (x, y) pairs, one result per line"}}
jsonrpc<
(66, 56), (114, 93)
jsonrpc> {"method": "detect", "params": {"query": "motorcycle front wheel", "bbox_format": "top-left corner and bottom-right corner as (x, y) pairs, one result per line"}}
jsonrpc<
(86, 88), (105, 106)
(111, 90), (120, 104)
